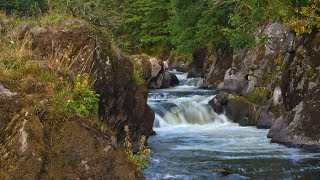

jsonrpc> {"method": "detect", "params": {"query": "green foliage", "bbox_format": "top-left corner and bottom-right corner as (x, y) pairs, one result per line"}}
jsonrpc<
(50, 143), (63, 154)
(124, 125), (151, 171)
(290, 0), (320, 35)
(3, 57), (20, 69)
(122, 0), (170, 54)
(0, 0), (48, 16)
(66, 74), (100, 117)
(248, 87), (270, 106)
(48, 74), (99, 123)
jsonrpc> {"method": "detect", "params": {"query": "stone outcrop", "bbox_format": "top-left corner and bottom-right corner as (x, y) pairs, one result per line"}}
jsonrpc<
(0, 19), (153, 178)
(133, 56), (179, 89)
(23, 19), (155, 143)
(207, 23), (320, 150)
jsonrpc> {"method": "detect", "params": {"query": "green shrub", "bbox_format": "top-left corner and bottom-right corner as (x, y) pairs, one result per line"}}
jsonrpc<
(3, 57), (21, 69)
(66, 74), (100, 117)
(0, 0), (48, 16)
(124, 125), (150, 171)
(48, 74), (100, 123)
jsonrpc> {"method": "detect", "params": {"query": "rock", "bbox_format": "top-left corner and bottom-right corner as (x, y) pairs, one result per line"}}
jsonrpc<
(132, 56), (152, 81)
(225, 97), (256, 126)
(160, 71), (171, 88)
(188, 47), (208, 78)
(25, 19), (154, 143)
(265, 23), (295, 53)
(201, 48), (233, 89)
(0, 84), (17, 98)
(187, 71), (200, 78)
(268, 86), (320, 151)
(223, 68), (248, 93)
(209, 92), (230, 114)
(216, 168), (232, 176)
(257, 111), (275, 129)
(149, 57), (163, 78)
(0, 19), (150, 178)
(169, 73), (179, 86)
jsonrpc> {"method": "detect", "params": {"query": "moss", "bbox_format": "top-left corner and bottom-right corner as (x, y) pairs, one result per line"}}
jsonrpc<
(247, 87), (270, 106)
(132, 70), (144, 85)
(234, 95), (255, 115)
(305, 67), (315, 78)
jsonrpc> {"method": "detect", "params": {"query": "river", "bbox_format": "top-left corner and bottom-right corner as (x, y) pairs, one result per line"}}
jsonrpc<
(143, 70), (320, 179)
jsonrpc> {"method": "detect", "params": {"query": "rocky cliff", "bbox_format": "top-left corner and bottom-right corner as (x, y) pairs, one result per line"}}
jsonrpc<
(204, 23), (320, 150)
(0, 19), (153, 178)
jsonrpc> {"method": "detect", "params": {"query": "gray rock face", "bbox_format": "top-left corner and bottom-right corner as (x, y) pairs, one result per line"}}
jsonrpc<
(268, 86), (320, 150)
(150, 58), (163, 78)
(146, 57), (180, 89)
(223, 68), (248, 93)
(208, 92), (230, 114)
(0, 85), (16, 98)
(265, 23), (295, 53)
(205, 22), (320, 149)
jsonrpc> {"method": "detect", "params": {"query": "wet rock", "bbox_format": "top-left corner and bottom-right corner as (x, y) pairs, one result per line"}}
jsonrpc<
(161, 71), (171, 88)
(216, 168), (232, 176)
(209, 92), (230, 114)
(257, 111), (275, 129)
(169, 73), (179, 87)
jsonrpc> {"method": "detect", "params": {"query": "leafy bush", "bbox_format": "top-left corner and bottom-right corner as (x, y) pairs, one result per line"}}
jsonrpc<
(124, 125), (150, 171)
(290, 0), (320, 35)
(0, 0), (48, 16)
(66, 74), (100, 117)
(47, 74), (99, 123)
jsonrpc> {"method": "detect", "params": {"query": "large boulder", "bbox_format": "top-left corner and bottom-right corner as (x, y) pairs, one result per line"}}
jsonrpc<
(0, 19), (149, 178)
(25, 19), (155, 143)
(210, 92), (275, 128)
(268, 86), (320, 151)
(170, 73), (179, 86)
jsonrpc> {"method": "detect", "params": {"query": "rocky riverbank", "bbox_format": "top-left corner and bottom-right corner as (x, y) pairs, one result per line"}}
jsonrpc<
(0, 18), (153, 178)
(189, 23), (320, 151)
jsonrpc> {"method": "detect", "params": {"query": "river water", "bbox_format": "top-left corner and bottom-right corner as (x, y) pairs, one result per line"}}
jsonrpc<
(143, 71), (320, 179)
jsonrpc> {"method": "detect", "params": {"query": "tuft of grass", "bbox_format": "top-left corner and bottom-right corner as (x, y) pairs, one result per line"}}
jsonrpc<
(124, 125), (150, 171)
(50, 143), (63, 154)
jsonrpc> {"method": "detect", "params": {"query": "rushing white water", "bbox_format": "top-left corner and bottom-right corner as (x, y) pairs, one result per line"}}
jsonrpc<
(144, 70), (320, 179)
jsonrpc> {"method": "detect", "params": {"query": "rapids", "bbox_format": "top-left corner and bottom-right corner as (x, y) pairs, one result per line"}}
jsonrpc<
(143, 70), (320, 179)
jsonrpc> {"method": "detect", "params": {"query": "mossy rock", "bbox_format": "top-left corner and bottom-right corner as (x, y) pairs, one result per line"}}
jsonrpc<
(247, 87), (271, 106)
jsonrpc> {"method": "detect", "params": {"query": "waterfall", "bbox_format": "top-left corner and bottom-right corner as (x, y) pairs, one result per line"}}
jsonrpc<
(148, 70), (228, 128)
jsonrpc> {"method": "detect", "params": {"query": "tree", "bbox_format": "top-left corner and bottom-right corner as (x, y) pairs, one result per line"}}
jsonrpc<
(0, 0), (48, 16)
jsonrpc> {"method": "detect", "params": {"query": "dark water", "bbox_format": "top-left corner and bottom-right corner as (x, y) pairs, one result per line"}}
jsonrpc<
(143, 71), (320, 179)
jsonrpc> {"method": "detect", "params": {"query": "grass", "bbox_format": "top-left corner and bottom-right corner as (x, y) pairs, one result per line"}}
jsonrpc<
(132, 70), (144, 85)
(124, 125), (150, 171)
(0, 15), (100, 126)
